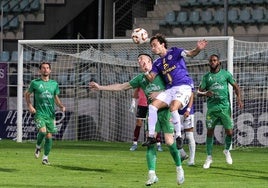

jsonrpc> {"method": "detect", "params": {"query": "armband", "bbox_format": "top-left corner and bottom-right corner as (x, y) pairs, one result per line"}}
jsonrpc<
(197, 90), (207, 95)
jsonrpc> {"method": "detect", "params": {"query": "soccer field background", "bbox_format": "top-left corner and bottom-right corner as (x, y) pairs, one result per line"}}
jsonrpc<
(0, 140), (267, 188)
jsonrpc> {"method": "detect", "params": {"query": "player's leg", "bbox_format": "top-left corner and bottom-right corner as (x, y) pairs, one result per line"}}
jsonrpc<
(203, 110), (218, 169)
(42, 119), (57, 165)
(170, 85), (192, 149)
(159, 110), (184, 185)
(183, 114), (196, 166)
(222, 109), (234, 164)
(156, 132), (163, 151)
(131, 106), (148, 150)
(34, 118), (46, 158)
(42, 133), (52, 165)
(142, 99), (167, 146)
(145, 145), (158, 186)
(130, 119), (142, 151)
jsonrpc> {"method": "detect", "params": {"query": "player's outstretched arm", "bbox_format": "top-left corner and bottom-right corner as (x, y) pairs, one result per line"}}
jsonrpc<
(89, 81), (132, 91)
(186, 39), (208, 57)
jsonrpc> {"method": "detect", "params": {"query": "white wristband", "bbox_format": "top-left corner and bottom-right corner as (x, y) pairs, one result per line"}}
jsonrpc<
(144, 71), (149, 76)
(187, 107), (191, 112)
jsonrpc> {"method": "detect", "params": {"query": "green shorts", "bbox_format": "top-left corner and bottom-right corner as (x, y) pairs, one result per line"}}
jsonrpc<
(35, 116), (57, 133)
(206, 107), (233, 130)
(145, 108), (174, 134)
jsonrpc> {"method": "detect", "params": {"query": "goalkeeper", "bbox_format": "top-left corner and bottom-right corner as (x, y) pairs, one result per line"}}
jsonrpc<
(89, 53), (185, 186)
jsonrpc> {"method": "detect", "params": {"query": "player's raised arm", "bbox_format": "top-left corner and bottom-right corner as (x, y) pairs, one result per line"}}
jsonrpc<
(186, 39), (208, 58)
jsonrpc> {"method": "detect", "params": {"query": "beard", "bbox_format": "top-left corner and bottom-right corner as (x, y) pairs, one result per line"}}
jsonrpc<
(209, 64), (220, 72)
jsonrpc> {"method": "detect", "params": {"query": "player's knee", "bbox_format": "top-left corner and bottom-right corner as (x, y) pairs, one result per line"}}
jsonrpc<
(149, 104), (158, 112)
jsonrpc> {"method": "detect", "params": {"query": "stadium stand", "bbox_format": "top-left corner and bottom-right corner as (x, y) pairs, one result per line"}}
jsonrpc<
(23, 51), (32, 61)
(159, 11), (176, 26)
(10, 51), (18, 62)
(0, 51), (10, 62)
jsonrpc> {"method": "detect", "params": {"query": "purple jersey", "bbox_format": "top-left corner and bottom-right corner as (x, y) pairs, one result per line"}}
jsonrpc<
(151, 47), (192, 89)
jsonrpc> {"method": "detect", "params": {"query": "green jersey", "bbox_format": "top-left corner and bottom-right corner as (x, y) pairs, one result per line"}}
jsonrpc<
(28, 78), (60, 119)
(129, 73), (173, 134)
(129, 74), (165, 103)
(200, 69), (235, 111)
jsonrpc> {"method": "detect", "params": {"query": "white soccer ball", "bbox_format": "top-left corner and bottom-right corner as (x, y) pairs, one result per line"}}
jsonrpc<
(131, 28), (148, 44)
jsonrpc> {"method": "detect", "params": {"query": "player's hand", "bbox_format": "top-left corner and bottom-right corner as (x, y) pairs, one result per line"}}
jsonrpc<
(197, 39), (208, 50)
(60, 106), (66, 112)
(28, 105), (36, 114)
(129, 98), (136, 113)
(237, 99), (244, 109)
(184, 111), (190, 118)
(89, 81), (100, 91)
(206, 91), (214, 97)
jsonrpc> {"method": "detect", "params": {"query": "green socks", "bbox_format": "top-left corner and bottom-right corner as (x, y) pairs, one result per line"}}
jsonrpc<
(206, 136), (213, 156)
(146, 145), (156, 171)
(36, 132), (46, 146)
(168, 142), (181, 166)
(44, 137), (52, 156)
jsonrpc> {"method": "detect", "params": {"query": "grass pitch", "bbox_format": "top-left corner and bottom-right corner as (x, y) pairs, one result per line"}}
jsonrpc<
(0, 140), (267, 188)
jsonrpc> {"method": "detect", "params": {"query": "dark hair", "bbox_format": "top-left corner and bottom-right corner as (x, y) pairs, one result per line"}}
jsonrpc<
(39, 61), (51, 70)
(209, 54), (219, 60)
(150, 33), (168, 49)
(138, 53), (153, 63)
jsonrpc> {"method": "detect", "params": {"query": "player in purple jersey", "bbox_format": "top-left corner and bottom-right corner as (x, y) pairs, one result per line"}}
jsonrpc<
(142, 33), (207, 149)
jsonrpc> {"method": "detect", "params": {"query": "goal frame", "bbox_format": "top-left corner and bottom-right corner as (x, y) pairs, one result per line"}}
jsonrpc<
(17, 36), (234, 143)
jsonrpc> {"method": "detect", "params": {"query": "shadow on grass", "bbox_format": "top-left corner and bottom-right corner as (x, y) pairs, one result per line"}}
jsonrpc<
(0, 167), (17, 172)
(0, 184), (71, 188)
(208, 166), (268, 181)
(53, 164), (111, 172)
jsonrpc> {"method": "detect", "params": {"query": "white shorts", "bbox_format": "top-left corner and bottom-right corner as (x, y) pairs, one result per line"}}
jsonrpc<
(180, 114), (194, 130)
(156, 85), (192, 109)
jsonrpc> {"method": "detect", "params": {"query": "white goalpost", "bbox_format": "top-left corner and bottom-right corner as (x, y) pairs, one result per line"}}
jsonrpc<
(15, 37), (268, 148)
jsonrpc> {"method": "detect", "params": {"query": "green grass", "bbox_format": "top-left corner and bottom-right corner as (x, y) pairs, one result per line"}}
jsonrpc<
(0, 140), (267, 188)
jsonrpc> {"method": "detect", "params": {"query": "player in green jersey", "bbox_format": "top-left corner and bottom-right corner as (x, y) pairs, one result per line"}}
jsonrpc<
(89, 54), (185, 186)
(25, 62), (66, 165)
(198, 54), (243, 169)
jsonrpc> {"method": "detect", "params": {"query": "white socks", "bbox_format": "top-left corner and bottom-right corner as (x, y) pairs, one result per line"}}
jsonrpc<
(148, 104), (158, 137)
(186, 131), (196, 162)
(171, 111), (182, 137)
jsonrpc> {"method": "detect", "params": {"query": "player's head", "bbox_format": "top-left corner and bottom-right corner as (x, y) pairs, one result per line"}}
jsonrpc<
(150, 33), (168, 49)
(208, 54), (221, 72)
(137, 53), (153, 72)
(39, 61), (51, 77)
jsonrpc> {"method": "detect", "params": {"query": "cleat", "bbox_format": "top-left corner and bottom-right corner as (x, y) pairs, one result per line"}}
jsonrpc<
(187, 159), (195, 166)
(42, 159), (50, 165)
(145, 173), (158, 186)
(176, 167), (185, 185)
(142, 137), (157, 147)
(176, 136), (183, 149)
(157, 145), (163, 152)
(34, 148), (41, 159)
(203, 156), (213, 169)
(129, 144), (138, 151)
(181, 154), (189, 162)
(223, 150), (233, 164)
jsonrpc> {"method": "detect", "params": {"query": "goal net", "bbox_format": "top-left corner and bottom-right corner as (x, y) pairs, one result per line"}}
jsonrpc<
(15, 37), (268, 147)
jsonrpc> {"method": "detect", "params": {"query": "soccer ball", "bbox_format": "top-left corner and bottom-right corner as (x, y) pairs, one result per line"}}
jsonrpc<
(131, 28), (148, 44)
